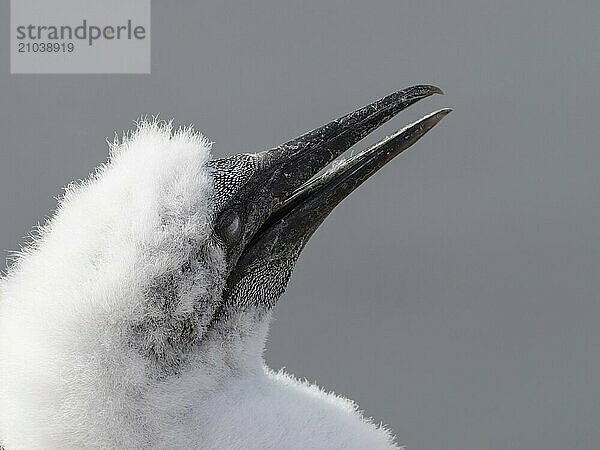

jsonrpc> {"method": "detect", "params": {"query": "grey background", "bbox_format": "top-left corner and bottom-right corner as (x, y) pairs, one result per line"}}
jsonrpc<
(1, 1), (598, 449)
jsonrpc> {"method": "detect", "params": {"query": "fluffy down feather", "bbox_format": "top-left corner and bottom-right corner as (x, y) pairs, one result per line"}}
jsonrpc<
(0, 121), (400, 449)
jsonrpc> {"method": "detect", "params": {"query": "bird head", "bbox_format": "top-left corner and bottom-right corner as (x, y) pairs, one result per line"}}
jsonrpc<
(202, 85), (451, 364)
(0, 85), (449, 446)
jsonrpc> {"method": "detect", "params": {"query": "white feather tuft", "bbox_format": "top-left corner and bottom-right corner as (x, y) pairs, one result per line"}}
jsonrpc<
(0, 120), (400, 449)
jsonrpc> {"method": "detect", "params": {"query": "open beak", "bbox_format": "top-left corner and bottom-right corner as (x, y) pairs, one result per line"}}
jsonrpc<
(228, 85), (451, 288)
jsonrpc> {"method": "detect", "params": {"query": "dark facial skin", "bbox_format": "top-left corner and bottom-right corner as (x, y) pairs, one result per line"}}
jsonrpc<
(205, 85), (451, 331)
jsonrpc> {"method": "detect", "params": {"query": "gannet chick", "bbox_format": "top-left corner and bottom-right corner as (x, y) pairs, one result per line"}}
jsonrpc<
(0, 85), (450, 449)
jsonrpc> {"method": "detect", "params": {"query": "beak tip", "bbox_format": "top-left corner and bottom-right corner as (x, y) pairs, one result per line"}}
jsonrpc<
(413, 84), (444, 96)
(429, 85), (445, 96)
(425, 107), (453, 129)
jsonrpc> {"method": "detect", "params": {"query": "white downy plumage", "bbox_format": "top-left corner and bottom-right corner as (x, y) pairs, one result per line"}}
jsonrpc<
(0, 121), (400, 449)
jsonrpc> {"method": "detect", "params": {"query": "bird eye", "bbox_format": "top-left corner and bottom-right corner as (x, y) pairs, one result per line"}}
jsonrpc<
(218, 210), (242, 244)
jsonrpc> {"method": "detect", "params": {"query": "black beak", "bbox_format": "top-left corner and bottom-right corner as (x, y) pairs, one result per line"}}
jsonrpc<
(228, 85), (451, 290)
